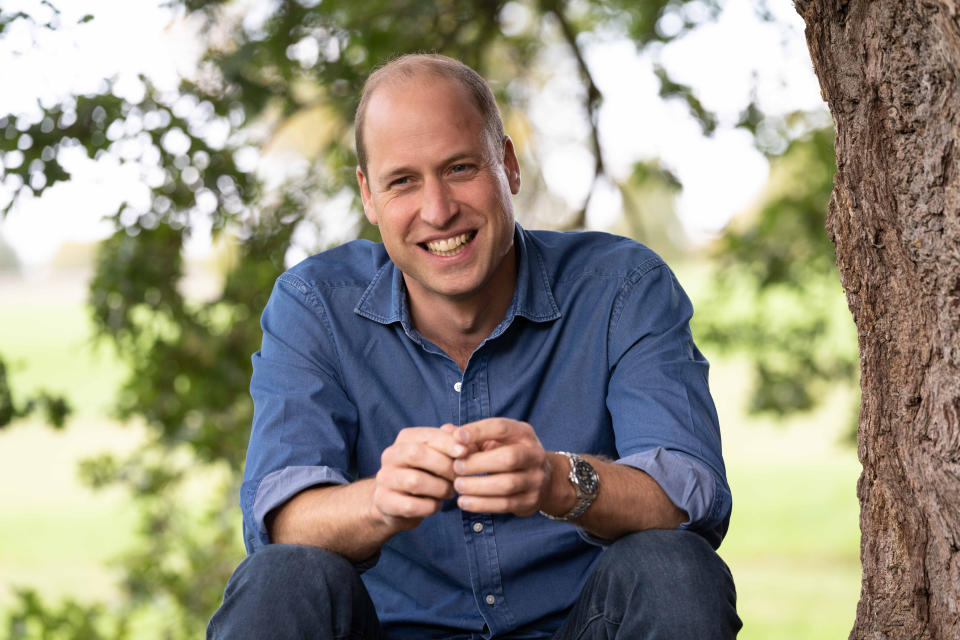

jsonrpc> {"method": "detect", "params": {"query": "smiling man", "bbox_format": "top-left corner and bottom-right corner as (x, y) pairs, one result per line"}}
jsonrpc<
(208, 54), (741, 639)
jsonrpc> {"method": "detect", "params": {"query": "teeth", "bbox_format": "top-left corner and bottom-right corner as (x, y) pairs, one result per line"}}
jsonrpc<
(425, 232), (472, 256)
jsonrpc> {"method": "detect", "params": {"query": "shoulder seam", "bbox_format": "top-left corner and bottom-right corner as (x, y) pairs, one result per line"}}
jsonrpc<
(275, 273), (348, 385)
(607, 260), (669, 360)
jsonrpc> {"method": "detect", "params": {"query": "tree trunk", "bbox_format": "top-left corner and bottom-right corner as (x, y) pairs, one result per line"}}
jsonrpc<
(795, 1), (960, 638)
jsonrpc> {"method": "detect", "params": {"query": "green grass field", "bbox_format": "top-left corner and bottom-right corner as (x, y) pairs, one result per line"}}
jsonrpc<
(0, 271), (862, 638)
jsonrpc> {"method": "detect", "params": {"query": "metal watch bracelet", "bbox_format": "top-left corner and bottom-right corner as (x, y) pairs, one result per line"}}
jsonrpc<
(539, 451), (599, 522)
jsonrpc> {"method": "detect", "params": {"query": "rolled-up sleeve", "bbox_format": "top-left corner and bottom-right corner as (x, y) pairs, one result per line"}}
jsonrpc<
(605, 260), (731, 548)
(241, 274), (359, 554)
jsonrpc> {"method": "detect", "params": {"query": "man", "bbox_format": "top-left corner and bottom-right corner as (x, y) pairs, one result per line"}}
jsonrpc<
(209, 54), (740, 639)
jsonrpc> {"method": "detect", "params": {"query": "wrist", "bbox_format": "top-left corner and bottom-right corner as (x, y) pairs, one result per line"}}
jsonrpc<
(539, 452), (600, 522)
(539, 451), (577, 517)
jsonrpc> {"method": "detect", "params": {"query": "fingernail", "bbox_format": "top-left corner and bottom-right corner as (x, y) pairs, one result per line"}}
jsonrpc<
(456, 429), (471, 443)
(454, 460), (465, 474)
(453, 445), (467, 457)
(454, 478), (464, 491)
(458, 497), (470, 510)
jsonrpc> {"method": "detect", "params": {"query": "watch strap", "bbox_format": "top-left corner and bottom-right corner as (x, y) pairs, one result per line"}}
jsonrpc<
(539, 451), (599, 522)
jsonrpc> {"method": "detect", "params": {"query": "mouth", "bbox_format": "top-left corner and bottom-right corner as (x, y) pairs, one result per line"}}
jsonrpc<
(421, 231), (476, 257)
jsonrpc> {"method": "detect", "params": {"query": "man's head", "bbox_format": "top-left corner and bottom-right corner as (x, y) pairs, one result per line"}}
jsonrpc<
(354, 54), (521, 312)
(355, 54), (506, 177)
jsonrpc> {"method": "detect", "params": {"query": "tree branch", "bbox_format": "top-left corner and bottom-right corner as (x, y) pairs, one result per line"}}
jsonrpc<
(545, 1), (606, 229)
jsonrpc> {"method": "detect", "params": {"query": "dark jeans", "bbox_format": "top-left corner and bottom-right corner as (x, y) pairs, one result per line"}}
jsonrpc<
(207, 529), (741, 639)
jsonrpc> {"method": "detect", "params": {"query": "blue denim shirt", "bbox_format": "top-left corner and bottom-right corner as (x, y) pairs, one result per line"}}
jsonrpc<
(242, 224), (731, 638)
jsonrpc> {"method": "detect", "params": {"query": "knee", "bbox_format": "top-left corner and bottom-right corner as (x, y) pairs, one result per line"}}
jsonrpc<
(209, 545), (376, 640)
(593, 529), (739, 621)
(599, 529), (730, 586)
(225, 543), (360, 603)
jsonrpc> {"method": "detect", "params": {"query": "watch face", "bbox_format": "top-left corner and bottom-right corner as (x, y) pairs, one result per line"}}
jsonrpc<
(574, 461), (599, 494)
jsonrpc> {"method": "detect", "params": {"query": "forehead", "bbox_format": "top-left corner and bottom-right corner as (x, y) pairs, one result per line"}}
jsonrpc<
(362, 75), (489, 170)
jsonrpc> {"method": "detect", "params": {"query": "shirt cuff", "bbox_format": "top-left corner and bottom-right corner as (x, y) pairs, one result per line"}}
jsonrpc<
(617, 447), (715, 527)
(253, 465), (352, 530)
(251, 465), (382, 571)
(573, 447), (717, 548)
(252, 465), (350, 536)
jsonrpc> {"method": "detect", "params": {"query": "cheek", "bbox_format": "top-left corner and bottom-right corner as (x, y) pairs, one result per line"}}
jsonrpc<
(374, 205), (415, 244)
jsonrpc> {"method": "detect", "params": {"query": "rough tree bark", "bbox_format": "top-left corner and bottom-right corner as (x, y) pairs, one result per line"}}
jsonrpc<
(796, 1), (960, 638)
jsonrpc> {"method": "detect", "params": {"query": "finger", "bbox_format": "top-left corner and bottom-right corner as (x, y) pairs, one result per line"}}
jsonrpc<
(436, 424), (483, 457)
(382, 442), (458, 481)
(454, 471), (538, 497)
(398, 426), (469, 459)
(457, 418), (525, 447)
(379, 467), (455, 500)
(453, 443), (544, 476)
(457, 493), (540, 517)
(374, 486), (445, 520)
(439, 423), (457, 435)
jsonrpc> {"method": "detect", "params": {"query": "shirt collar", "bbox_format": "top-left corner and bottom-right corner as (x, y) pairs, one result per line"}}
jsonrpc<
(353, 223), (561, 331)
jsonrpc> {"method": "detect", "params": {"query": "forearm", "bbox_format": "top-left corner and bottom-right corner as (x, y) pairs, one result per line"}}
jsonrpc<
(541, 452), (687, 541)
(268, 479), (399, 563)
(269, 426), (462, 561)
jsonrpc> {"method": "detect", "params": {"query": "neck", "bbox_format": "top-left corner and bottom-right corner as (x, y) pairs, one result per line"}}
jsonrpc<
(407, 249), (517, 371)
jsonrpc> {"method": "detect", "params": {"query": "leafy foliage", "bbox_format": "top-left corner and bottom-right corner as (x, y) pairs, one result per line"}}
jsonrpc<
(4, 589), (127, 640)
(0, 356), (71, 429)
(0, 0), (846, 636)
(694, 119), (858, 428)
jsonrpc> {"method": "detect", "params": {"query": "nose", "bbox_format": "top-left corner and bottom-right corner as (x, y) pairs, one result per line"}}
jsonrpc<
(419, 177), (457, 227)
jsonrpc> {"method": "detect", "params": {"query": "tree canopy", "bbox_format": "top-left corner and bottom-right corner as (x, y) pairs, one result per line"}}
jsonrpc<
(0, 1), (846, 636)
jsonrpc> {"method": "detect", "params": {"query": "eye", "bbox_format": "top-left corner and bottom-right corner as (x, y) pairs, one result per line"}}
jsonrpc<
(449, 163), (475, 176)
(389, 176), (410, 188)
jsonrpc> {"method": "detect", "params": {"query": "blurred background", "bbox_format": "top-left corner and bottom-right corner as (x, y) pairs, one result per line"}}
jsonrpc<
(0, 0), (859, 638)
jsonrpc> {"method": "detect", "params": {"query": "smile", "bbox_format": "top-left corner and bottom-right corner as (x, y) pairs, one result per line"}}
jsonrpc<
(422, 232), (475, 257)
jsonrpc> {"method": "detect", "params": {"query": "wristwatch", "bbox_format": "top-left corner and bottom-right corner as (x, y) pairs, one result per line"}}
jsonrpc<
(540, 452), (599, 522)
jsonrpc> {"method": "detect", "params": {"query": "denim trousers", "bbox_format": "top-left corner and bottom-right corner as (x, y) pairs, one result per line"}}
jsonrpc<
(207, 529), (741, 639)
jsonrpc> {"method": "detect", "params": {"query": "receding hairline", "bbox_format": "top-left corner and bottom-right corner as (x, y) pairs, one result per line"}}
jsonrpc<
(354, 54), (506, 175)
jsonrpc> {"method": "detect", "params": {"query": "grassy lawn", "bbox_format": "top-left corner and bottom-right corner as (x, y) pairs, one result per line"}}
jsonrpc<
(0, 271), (863, 637)
(1, 273), (140, 608)
(722, 457), (860, 639)
(713, 355), (861, 640)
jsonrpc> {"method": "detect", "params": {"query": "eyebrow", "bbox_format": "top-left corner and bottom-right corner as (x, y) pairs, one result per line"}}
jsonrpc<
(376, 151), (481, 188)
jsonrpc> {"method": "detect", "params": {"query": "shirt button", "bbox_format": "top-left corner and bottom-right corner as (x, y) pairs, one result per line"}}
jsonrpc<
(472, 522), (483, 533)
(485, 594), (496, 606)
(454, 381), (462, 392)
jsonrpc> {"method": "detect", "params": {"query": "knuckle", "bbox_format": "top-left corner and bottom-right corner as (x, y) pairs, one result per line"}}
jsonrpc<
(381, 448), (395, 466)
(531, 469), (545, 487)
(518, 495), (537, 515)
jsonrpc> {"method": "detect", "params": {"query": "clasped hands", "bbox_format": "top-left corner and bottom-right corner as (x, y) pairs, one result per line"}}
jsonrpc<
(371, 418), (566, 531)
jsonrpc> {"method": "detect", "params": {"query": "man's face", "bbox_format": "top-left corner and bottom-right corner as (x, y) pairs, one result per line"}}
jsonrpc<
(357, 75), (521, 308)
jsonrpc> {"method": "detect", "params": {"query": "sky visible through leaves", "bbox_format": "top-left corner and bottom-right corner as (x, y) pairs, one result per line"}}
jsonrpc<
(0, 0), (824, 267)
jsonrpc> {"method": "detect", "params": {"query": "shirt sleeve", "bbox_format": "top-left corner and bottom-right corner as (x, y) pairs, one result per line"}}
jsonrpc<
(241, 274), (359, 555)
(604, 259), (731, 548)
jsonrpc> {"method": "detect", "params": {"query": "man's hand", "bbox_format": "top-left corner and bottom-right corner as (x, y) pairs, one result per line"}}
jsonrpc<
(371, 425), (469, 531)
(451, 418), (564, 517)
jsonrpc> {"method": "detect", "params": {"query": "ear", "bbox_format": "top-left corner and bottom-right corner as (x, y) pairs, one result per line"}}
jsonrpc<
(502, 136), (521, 195)
(357, 165), (378, 225)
